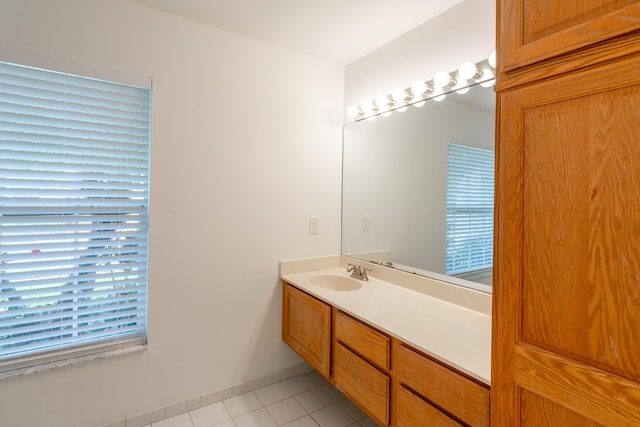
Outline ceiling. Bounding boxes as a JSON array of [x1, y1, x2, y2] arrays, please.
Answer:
[[129, 0, 464, 65]]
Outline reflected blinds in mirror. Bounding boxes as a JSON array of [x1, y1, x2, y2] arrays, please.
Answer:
[[446, 143, 494, 276]]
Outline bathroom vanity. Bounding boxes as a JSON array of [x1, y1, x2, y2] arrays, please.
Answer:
[[281, 256, 491, 426]]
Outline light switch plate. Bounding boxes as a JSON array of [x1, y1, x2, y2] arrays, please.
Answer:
[[309, 216, 320, 234]]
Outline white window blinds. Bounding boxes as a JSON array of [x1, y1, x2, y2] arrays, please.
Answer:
[[0, 60, 151, 372], [446, 143, 494, 276]]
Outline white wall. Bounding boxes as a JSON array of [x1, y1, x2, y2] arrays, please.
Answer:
[[0, 1, 343, 426], [344, 0, 496, 121]]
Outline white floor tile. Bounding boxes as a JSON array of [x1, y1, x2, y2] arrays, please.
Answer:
[[223, 392, 262, 418], [310, 404, 354, 427], [282, 415, 320, 427], [282, 375, 317, 396], [254, 382, 292, 406], [357, 419, 378, 427], [152, 412, 193, 427], [305, 371, 330, 388], [294, 388, 333, 414], [212, 421, 235, 427], [190, 401, 231, 427], [337, 399, 366, 421], [233, 408, 277, 427], [266, 397, 307, 425], [320, 385, 346, 403]]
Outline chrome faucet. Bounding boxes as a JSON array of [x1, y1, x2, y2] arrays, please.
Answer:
[[347, 263, 371, 281]]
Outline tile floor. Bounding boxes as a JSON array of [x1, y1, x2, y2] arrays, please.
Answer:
[[145, 370, 379, 427]]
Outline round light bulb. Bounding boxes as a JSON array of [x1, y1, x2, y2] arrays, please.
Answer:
[[410, 80, 427, 97], [456, 87, 470, 95], [434, 71, 453, 88], [458, 62, 480, 80], [481, 79, 496, 88], [375, 94, 390, 110], [361, 99, 375, 113], [346, 105, 360, 118], [396, 106, 408, 113], [488, 50, 497, 68], [392, 87, 408, 103], [413, 100, 426, 108], [480, 69, 495, 87], [433, 94, 447, 102]]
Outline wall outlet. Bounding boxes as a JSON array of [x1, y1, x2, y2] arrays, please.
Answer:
[[362, 216, 371, 232], [309, 216, 320, 234]]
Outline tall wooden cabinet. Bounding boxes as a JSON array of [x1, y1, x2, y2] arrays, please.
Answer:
[[493, 2, 640, 426]]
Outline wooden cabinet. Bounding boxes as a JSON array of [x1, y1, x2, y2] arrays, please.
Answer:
[[494, 1, 640, 425], [333, 311, 390, 426], [282, 282, 331, 378], [394, 342, 489, 426], [282, 281, 490, 426], [499, 1, 640, 73]]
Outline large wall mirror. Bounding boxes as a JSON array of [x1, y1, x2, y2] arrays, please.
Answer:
[[342, 82, 495, 293]]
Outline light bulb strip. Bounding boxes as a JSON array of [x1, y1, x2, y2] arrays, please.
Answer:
[[347, 51, 496, 121]]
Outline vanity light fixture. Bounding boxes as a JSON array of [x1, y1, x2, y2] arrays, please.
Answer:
[[361, 99, 376, 115], [376, 94, 392, 111], [346, 50, 496, 121], [392, 87, 412, 104], [458, 61, 484, 80], [488, 50, 497, 68], [347, 105, 362, 118], [433, 70, 456, 88]]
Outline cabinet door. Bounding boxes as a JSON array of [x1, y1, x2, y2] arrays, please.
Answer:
[[493, 53, 640, 426], [499, 0, 640, 71], [282, 282, 331, 378]]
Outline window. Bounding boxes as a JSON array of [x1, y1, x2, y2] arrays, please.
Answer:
[[445, 143, 494, 277], [0, 60, 151, 373]]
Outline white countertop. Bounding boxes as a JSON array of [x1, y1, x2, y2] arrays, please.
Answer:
[[281, 262, 491, 385]]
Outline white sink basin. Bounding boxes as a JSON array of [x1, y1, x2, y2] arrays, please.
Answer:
[[310, 275, 363, 291]]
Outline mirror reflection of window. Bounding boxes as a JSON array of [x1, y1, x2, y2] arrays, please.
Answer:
[[445, 143, 494, 284]]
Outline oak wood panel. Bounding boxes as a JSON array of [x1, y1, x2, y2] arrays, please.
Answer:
[[492, 49, 640, 426], [495, 31, 640, 91], [395, 385, 463, 427], [522, 82, 640, 380], [335, 311, 390, 372], [520, 389, 603, 427], [499, 1, 640, 72], [396, 344, 489, 427], [523, 1, 638, 44], [334, 342, 389, 426], [282, 282, 331, 378], [514, 343, 640, 426]]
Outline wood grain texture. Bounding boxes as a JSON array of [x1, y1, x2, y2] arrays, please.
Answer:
[[282, 282, 331, 378], [514, 343, 640, 426], [522, 84, 640, 379], [520, 389, 603, 427], [396, 344, 489, 427], [493, 17, 640, 425], [335, 311, 390, 372], [395, 385, 463, 427], [499, 0, 640, 72], [334, 342, 389, 426]]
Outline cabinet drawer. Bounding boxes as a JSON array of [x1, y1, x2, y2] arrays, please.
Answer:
[[396, 344, 489, 427], [335, 311, 390, 371], [396, 385, 463, 427], [334, 342, 389, 426]]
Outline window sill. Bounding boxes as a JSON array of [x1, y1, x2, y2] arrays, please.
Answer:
[[0, 344, 147, 380]]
